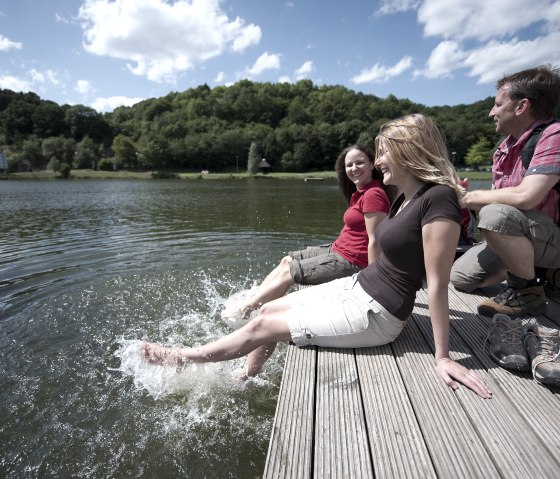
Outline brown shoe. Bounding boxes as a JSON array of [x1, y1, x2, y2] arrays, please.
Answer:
[[477, 284, 546, 318], [523, 323, 560, 386], [485, 314, 530, 371], [544, 268, 560, 298]]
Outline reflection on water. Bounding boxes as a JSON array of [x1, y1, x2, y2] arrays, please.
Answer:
[[0, 178, 348, 478]]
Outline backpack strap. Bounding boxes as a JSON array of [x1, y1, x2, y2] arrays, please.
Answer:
[[521, 119, 560, 197], [521, 119, 557, 170]]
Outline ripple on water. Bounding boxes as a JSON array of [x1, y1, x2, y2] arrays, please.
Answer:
[[1, 268, 285, 479]]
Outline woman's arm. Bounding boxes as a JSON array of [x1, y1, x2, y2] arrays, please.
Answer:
[[423, 217, 492, 399], [364, 211, 387, 264]]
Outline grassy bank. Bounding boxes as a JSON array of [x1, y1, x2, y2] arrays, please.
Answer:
[[4, 168, 493, 181]]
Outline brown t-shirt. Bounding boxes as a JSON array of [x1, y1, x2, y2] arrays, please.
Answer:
[[357, 184, 461, 320]]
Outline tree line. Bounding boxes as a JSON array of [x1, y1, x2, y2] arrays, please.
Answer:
[[1, 79, 508, 176]]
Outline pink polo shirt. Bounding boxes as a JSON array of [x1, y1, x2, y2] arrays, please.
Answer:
[[492, 118, 560, 223]]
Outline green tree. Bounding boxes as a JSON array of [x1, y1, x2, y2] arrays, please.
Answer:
[[112, 134, 137, 168], [138, 137, 169, 169], [47, 157, 71, 178], [465, 137, 494, 169], [42, 136, 75, 165], [65, 104, 112, 144], [75, 136, 99, 169], [22, 136, 45, 169], [247, 142, 260, 175]]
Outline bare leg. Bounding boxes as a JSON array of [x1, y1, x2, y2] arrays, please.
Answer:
[[243, 343, 278, 377], [222, 256, 295, 319], [142, 298, 293, 370], [483, 230, 535, 279]]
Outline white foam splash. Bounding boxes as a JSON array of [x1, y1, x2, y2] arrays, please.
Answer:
[[114, 339, 269, 400]]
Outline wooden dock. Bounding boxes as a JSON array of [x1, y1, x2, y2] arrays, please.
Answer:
[[263, 285, 560, 478]]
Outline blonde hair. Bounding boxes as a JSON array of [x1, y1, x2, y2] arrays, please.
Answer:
[[374, 113, 464, 201]]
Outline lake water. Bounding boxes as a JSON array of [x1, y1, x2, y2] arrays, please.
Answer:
[[0, 177, 491, 478]]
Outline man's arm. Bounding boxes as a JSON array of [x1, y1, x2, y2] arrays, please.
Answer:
[[463, 173, 560, 211]]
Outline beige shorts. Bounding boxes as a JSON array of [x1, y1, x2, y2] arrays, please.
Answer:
[[286, 274, 405, 348], [288, 244, 361, 285], [451, 204, 560, 292]]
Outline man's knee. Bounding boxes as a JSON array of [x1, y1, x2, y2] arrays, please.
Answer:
[[450, 262, 480, 293], [450, 246, 489, 293], [478, 204, 526, 236]]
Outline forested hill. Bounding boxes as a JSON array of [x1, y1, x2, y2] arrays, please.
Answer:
[[1, 79, 499, 174]]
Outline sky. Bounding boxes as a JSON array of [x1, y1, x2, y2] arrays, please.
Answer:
[[0, 0, 559, 113]]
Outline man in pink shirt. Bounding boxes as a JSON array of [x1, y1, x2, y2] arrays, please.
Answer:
[[451, 64, 560, 318]]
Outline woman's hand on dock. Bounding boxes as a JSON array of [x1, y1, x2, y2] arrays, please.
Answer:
[[436, 357, 492, 399]]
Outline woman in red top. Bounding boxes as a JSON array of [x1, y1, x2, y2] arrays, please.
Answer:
[[221, 144, 392, 320]]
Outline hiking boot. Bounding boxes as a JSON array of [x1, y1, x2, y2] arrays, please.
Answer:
[[485, 314, 530, 371], [523, 323, 560, 386], [544, 268, 560, 298], [477, 284, 546, 318]]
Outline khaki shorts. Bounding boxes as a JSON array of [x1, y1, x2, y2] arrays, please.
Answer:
[[286, 274, 405, 348], [288, 244, 361, 285], [450, 204, 560, 292]]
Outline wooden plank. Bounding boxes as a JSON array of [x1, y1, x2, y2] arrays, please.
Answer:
[[263, 345, 316, 479], [264, 284, 560, 478], [355, 344, 437, 478], [415, 288, 560, 476], [314, 347, 373, 478], [392, 318, 500, 478]]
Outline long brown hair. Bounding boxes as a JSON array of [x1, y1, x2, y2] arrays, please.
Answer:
[[335, 144, 388, 204]]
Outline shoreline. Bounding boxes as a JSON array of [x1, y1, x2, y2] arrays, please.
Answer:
[[2, 169, 493, 181]]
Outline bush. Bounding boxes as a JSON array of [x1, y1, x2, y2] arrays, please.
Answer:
[[98, 158, 115, 171]]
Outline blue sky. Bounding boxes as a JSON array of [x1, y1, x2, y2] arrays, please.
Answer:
[[1, 0, 559, 112]]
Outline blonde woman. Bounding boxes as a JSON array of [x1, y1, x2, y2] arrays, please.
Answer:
[[141, 114, 492, 399]]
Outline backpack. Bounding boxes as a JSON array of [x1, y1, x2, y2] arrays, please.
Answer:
[[521, 119, 560, 193]]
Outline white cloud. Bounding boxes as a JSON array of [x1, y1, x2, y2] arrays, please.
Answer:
[[232, 23, 261, 52], [351, 56, 413, 84], [90, 95, 144, 113], [0, 74, 32, 92], [278, 75, 291, 83], [247, 52, 281, 77], [463, 32, 560, 84], [214, 71, 225, 83], [29, 69, 45, 83], [0, 34, 22, 51], [413, 41, 465, 79], [55, 13, 73, 24], [295, 61, 314, 80], [375, 0, 560, 86], [377, 0, 420, 15], [75, 79, 92, 94], [0, 67, 63, 94], [45, 70, 61, 86], [78, 0, 261, 83], [415, 32, 560, 83], [418, 0, 551, 41]]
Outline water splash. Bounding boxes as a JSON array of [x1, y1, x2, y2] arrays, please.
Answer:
[[114, 339, 271, 400]]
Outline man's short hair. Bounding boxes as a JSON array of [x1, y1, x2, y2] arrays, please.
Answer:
[[497, 64, 560, 118]]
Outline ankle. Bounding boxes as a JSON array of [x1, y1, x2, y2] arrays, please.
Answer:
[[506, 272, 540, 289]]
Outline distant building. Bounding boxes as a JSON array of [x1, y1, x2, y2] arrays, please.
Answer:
[[259, 158, 271, 174]]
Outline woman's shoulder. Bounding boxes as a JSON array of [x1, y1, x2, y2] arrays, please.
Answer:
[[424, 183, 456, 200], [360, 179, 384, 191], [420, 184, 461, 218]]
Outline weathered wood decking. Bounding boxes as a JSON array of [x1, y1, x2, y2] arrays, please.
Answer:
[[264, 285, 560, 478]]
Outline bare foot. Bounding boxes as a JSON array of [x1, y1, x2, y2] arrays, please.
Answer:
[[140, 341, 189, 367]]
